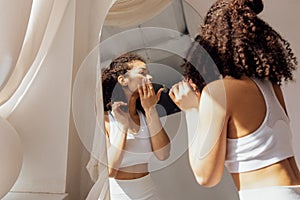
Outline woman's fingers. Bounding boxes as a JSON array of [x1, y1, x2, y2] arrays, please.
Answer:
[[169, 81, 192, 101], [112, 101, 127, 108], [112, 102, 120, 109], [169, 88, 175, 101], [169, 80, 200, 111], [178, 81, 185, 95], [156, 87, 164, 100], [139, 78, 155, 98], [148, 81, 155, 96], [138, 84, 144, 97], [171, 83, 180, 99], [112, 101, 127, 113], [144, 78, 155, 97], [169, 83, 180, 104], [142, 78, 148, 96]]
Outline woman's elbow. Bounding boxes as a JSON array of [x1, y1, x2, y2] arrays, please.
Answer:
[[108, 168, 118, 178], [161, 152, 170, 161], [196, 177, 217, 188], [195, 175, 220, 188], [155, 146, 171, 161], [155, 151, 170, 161]]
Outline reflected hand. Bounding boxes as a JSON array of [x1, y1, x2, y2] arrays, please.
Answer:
[[138, 78, 164, 113], [111, 101, 129, 128], [169, 80, 200, 111]]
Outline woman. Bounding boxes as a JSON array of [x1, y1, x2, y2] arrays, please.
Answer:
[[169, 0, 300, 199], [102, 53, 170, 199]]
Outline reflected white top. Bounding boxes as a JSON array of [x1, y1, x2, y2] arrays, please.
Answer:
[[225, 78, 294, 173], [108, 111, 153, 168]]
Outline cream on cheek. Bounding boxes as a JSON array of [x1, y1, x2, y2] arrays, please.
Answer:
[[126, 73, 144, 93], [126, 61, 149, 92]]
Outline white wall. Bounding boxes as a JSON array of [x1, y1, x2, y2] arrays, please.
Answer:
[[261, 0, 300, 165], [151, 2, 300, 199], [150, 112, 239, 200], [6, 0, 75, 195]]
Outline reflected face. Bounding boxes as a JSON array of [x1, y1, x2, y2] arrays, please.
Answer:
[[123, 60, 152, 93]]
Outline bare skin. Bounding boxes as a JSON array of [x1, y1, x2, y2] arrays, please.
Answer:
[[104, 60, 170, 180], [170, 75, 300, 190], [225, 76, 300, 190], [104, 113, 149, 180]]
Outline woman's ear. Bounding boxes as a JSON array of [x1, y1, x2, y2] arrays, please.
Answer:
[[117, 75, 128, 86]]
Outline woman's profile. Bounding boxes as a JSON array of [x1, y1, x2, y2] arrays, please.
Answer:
[[169, 0, 300, 199], [101, 53, 170, 199]]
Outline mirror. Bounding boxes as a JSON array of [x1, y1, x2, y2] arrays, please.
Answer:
[[97, 0, 239, 199]]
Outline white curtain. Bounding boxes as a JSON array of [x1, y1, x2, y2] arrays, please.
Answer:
[[0, 0, 70, 118], [105, 0, 172, 28], [0, 0, 176, 199], [0, 0, 74, 198], [74, 0, 116, 199], [0, 1, 32, 92]]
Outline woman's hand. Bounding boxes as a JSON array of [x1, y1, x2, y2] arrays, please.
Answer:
[[138, 78, 164, 113], [138, 79, 171, 161], [111, 101, 130, 128], [169, 80, 200, 111]]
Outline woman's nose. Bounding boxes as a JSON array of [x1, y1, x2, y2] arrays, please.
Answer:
[[146, 74, 153, 81]]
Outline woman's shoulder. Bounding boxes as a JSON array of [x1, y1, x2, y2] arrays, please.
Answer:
[[104, 111, 111, 123], [202, 76, 252, 104], [205, 76, 255, 91], [203, 78, 229, 95], [201, 79, 227, 107], [103, 111, 111, 135]]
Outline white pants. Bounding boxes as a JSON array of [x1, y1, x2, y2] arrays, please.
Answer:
[[109, 174, 160, 200], [239, 185, 300, 200]]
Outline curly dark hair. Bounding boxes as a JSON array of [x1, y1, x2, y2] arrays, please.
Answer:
[[181, 35, 221, 92], [102, 53, 146, 111], [182, 0, 297, 91]]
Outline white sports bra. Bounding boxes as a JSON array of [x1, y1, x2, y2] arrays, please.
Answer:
[[225, 78, 294, 173], [108, 111, 153, 168]]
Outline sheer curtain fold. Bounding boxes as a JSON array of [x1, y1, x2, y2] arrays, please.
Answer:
[[85, 120, 110, 200], [105, 0, 172, 28], [85, 2, 113, 198], [0, 0, 70, 118], [0, 0, 32, 96], [81, 1, 126, 199]]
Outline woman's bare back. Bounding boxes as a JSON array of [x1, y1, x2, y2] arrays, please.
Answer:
[[224, 76, 300, 190]]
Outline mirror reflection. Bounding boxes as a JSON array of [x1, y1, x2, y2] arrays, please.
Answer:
[[102, 53, 171, 199], [98, 0, 238, 200]]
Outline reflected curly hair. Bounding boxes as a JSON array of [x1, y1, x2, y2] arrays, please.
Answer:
[[182, 0, 297, 91], [102, 53, 145, 111]]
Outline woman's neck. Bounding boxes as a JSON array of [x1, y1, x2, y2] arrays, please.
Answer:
[[124, 89, 139, 116], [123, 90, 140, 129]]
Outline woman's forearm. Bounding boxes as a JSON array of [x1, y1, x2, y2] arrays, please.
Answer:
[[145, 107, 170, 160], [107, 125, 128, 177], [185, 108, 199, 152], [184, 103, 227, 187]]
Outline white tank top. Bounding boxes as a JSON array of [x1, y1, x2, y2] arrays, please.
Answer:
[[225, 78, 294, 173], [108, 111, 153, 168]]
